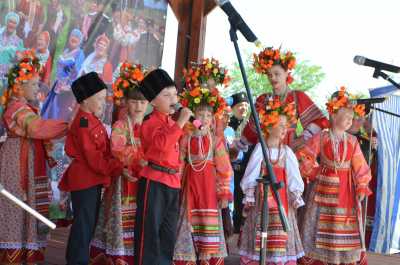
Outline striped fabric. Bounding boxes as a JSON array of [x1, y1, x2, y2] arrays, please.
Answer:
[[254, 208, 288, 254], [316, 208, 361, 251], [121, 195, 136, 247], [314, 174, 341, 206], [191, 209, 221, 254], [34, 175, 50, 216], [369, 86, 400, 254]]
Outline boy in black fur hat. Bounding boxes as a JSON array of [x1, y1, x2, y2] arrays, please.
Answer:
[[59, 72, 124, 265], [134, 69, 192, 265]]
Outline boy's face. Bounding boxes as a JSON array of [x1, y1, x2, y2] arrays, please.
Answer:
[[151, 86, 178, 114], [83, 89, 107, 118]]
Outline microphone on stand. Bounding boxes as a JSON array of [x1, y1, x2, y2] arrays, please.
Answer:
[[350, 97, 386, 105], [214, 0, 262, 47], [353, 56, 400, 73], [174, 103, 203, 129]]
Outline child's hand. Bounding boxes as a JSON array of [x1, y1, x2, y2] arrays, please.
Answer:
[[177, 107, 194, 128], [219, 199, 229, 209], [122, 168, 137, 182]]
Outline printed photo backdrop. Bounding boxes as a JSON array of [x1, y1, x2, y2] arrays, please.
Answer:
[[0, 0, 168, 220]]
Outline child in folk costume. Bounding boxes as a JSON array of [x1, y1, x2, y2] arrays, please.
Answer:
[[0, 50, 68, 264], [90, 63, 148, 265], [59, 72, 124, 265], [173, 59, 233, 265], [237, 47, 328, 152], [134, 69, 193, 265], [296, 87, 372, 265], [239, 95, 305, 265]]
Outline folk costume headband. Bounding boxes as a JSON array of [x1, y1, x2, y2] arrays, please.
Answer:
[[253, 46, 296, 84], [256, 94, 297, 134], [180, 58, 230, 117], [112, 62, 145, 104], [326, 86, 365, 118], [1, 49, 41, 107]]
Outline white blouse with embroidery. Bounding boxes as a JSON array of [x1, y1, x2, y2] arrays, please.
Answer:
[[240, 143, 305, 208]]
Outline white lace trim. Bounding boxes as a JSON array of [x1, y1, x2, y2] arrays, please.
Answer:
[[91, 239, 134, 256], [238, 250, 305, 262], [0, 242, 47, 250], [123, 232, 134, 238]]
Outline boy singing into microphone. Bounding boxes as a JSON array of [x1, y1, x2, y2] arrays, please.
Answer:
[[134, 69, 192, 265]]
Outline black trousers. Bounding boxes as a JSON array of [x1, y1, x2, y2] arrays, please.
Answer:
[[134, 178, 180, 265], [233, 168, 245, 233], [66, 185, 102, 265]]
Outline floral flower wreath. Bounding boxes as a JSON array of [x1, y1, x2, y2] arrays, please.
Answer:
[[1, 49, 41, 107], [253, 47, 296, 84], [112, 62, 145, 105], [256, 94, 297, 134], [326, 86, 365, 117], [182, 58, 230, 90], [180, 58, 229, 117]]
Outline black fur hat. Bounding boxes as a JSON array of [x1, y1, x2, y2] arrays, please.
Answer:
[[138, 69, 175, 102], [71, 72, 107, 103], [231, 92, 248, 107]]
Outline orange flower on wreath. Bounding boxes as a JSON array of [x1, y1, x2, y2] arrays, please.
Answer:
[[353, 104, 366, 117], [254, 47, 296, 85], [189, 87, 201, 97], [180, 58, 230, 117], [256, 94, 296, 134], [326, 86, 366, 117], [1, 49, 41, 107], [182, 58, 231, 90], [112, 62, 146, 105]]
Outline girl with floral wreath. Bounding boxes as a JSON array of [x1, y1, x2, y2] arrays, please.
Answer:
[[296, 87, 371, 265], [239, 95, 305, 265], [173, 58, 233, 265], [90, 62, 148, 265]]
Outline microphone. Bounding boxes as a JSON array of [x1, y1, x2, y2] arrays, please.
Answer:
[[354, 56, 400, 73], [174, 103, 203, 129], [350, 97, 386, 105], [215, 0, 261, 47]]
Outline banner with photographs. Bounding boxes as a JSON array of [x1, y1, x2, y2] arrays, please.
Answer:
[[0, 0, 168, 220]]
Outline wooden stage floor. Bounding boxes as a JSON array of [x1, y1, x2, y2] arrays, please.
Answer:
[[45, 227, 400, 265]]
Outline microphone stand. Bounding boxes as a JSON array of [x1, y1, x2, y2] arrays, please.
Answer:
[[226, 16, 289, 265], [373, 69, 400, 90], [370, 69, 400, 118]]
